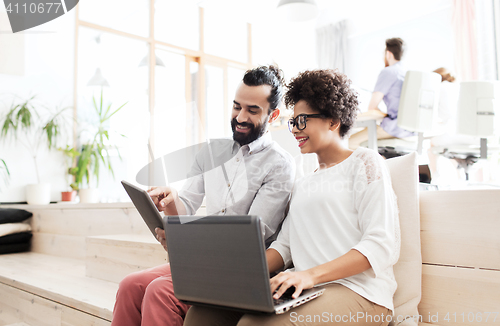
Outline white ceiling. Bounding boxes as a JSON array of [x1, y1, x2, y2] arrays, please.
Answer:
[[199, 0, 452, 32]]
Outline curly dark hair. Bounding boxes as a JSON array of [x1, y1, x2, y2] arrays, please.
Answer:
[[284, 69, 359, 138], [243, 65, 285, 113]]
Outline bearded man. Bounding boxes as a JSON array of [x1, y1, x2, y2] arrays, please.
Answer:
[[111, 65, 295, 326]]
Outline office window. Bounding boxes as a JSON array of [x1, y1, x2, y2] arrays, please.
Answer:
[[77, 27, 149, 198], [75, 1, 252, 200], [205, 65, 225, 139], [188, 61, 201, 145], [252, 23, 276, 66], [155, 0, 199, 51], [204, 6, 248, 63], [154, 49, 187, 158], [227, 66, 246, 132], [79, 0, 149, 37]]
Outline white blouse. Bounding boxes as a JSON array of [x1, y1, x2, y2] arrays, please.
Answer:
[[269, 147, 400, 311]]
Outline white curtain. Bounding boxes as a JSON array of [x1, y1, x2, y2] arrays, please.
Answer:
[[475, 0, 498, 80], [451, 0, 478, 81], [316, 20, 348, 72]]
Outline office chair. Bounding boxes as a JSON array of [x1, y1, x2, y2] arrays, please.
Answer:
[[361, 70, 442, 158], [433, 81, 500, 180]]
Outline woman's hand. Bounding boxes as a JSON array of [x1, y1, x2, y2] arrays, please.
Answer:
[[270, 270, 315, 300]]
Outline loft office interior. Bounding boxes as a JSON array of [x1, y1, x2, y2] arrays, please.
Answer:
[[0, 0, 499, 204], [0, 2, 499, 325]]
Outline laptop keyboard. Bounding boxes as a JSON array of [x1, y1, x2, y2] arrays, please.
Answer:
[[273, 294, 294, 305], [273, 286, 300, 305]]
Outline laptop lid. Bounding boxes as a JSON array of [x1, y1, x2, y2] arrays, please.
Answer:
[[164, 215, 276, 313], [121, 180, 163, 238]]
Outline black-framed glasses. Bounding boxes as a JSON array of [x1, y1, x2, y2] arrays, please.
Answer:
[[288, 114, 327, 132]]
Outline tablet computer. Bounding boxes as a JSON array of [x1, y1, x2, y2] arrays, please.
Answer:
[[121, 180, 163, 238]]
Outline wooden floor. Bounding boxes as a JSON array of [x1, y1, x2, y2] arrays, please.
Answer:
[[0, 252, 118, 325]]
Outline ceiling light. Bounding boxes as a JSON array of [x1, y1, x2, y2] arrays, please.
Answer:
[[87, 68, 110, 87], [138, 54, 166, 67], [277, 0, 319, 22]]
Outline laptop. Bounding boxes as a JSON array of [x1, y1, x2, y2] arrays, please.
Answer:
[[164, 215, 325, 314], [121, 180, 164, 238]]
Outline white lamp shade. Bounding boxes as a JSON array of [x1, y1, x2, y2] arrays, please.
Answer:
[[397, 70, 442, 132], [87, 68, 110, 87], [138, 54, 166, 67], [277, 0, 319, 22], [457, 81, 500, 137]]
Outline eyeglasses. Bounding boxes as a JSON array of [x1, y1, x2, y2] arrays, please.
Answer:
[[288, 114, 327, 132]]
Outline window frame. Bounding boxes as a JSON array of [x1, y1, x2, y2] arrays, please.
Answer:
[[73, 3, 253, 161]]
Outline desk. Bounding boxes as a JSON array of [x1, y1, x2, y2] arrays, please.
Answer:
[[353, 110, 386, 151], [353, 119, 377, 150]]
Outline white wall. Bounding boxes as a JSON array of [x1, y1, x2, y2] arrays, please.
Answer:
[[247, 0, 454, 91], [0, 8, 75, 203]]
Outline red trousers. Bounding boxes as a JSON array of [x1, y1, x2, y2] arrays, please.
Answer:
[[111, 263, 191, 326]]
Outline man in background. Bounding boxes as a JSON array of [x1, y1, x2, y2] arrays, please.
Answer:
[[349, 37, 415, 149]]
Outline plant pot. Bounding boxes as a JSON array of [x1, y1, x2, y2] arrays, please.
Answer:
[[61, 190, 77, 202], [26, 183, 51, 205], [79, 188, 99, 203]]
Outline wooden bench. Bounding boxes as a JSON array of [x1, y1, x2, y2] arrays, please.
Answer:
[[0, 202, 155, 326], [0, 190, 499, 325], [417, 189, 500, 325], [0, 252, 117, 326]]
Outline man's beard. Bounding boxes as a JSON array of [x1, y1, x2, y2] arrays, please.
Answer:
[[231, 117, 268, 146]]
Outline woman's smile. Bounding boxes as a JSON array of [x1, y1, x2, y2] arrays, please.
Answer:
[[296, 136, 309, 147]]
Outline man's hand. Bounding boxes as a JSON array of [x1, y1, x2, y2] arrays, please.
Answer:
[[367, 91, 384, 112], [357, 109, 387, 121], [148, 186, 181, 214], [270, 270, 315, 300], [155, 227, 168, 252]]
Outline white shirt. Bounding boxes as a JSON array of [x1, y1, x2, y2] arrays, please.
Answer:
[[270, 147, 400, 311], [178, 132, 296, 241]]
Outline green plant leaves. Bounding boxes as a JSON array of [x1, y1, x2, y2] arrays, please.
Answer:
[[72, 89, 127, 189], [0, 95, 71, 184]]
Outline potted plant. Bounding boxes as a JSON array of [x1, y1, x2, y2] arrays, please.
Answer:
[[74, 89, 126, 203], [0, 95, 70, 204], [58, 145, 80, 202]]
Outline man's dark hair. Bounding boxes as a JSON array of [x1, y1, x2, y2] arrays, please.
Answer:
[[285, 69, 359, 138], [243, 65, 285, 113], [386, 37, 405, 61]]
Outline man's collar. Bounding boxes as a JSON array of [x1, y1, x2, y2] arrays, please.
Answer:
[[231, 131, 273, 155], [247, 131, 272, 154]]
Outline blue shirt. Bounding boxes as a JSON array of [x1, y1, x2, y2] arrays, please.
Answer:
[[374, 62, 415, 138]]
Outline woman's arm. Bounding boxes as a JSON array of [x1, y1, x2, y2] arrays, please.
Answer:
[[308, 249, 370, 284], [266, 248, 285, 273], [270, 249, 371, 299]]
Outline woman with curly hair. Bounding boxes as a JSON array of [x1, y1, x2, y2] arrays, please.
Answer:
[[184, 69, 400, 326]]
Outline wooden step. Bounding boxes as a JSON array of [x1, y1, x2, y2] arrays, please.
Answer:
[[2, 202, 207, 260], [0, 313, 23, 326], [0, 252, 117, 325], [86, 234, 168, 283], [3, 203, 151, 260]]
